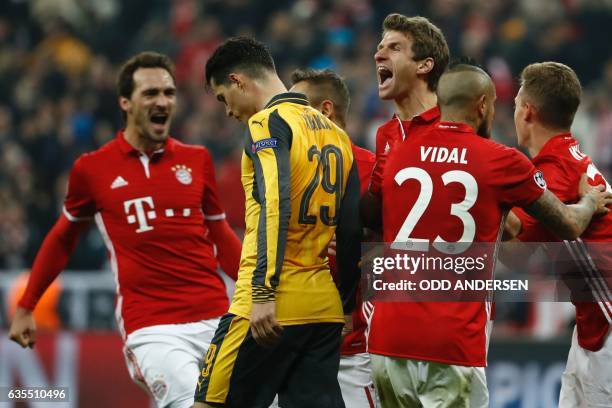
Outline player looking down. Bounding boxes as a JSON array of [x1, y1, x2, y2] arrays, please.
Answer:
[[194, 37, 362, 408]]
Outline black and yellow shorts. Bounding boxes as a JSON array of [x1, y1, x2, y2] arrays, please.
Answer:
[[194, 313, 344, 408]]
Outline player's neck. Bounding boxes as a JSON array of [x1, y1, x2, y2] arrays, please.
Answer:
[[255, 75, 288, 112], [528, 124, 570, 157], [394, 86, 437, 121], [123, 126, 163, 153], [440, 112, 479, 133]]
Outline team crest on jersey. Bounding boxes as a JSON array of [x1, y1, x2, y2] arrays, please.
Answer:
[[172, 164, 192, 185], [534, 170, 547, 189]]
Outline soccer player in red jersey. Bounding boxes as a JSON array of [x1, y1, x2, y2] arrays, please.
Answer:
[[509, 62, 612, 406], [8, 52, 242, 408], [361, 14, 449, 230], [369, 62, 611, 407], [290, 68, 378, 408]]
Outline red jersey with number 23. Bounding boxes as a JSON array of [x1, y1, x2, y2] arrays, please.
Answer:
[[61, 132, 229, 337], [369, 122, 546, 366]]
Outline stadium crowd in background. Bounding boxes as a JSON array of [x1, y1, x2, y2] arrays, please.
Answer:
[[0, 0, 611, 337]]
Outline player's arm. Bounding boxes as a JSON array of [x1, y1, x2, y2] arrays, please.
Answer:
[[201, 149, 241, 280], [360, 191, 382, 232], [207, 221, 241, 280], [248, 110, 292, 345], [335, 160, 363, 314], [522, 176, 611, 239], [360, 128, 386, 232], [503, 210, 522, 240], [9, 158, 93, 348], [10, 216, 89, 348]]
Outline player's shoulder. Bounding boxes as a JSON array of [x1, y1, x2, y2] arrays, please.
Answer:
[[73, 138, 120, 169], [168, 137, 208, 153], [168, 137, 213, 165], [351, 144, 375, 163], [376, 116, 399, 135], [535, 135, 591, 169]]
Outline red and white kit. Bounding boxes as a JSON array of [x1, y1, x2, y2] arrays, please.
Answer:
[[368, 106, 440, 196], [513, 134, 612, 406], [19, 131, 238, 407], [368, 122, 545, 406]]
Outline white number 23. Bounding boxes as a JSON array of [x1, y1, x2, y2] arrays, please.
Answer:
[[391, 168, 478, 254]]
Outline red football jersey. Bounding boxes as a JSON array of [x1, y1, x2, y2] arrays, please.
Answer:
[[514, 134, 612, 351], [62, 132, 229, 337], [329, 144, 375, 355], [369, 106, 440, 195], [369, 122, 545, 366]]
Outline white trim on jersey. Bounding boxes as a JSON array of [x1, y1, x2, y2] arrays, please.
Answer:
[[95, 212, 126, 339], [138, 154, 151, 179], [62, 206, 92, 222], [204, 213, 226, 221], [564, 239, 612, 323], [363, 300, 374, 351], [395, 115, 407, 141]]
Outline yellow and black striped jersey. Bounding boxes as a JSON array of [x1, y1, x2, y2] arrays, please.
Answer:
[[229, 92, 362, 325]]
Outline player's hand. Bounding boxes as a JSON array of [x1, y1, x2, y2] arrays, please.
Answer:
[[9, 306, 37, 349], [579, 174, 612, 215], [341, 314, 353, 338], [328, 234, 337, 257], [250, 301, 283, 347]]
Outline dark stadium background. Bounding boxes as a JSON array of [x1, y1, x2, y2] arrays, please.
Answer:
[[0, 0, 610, 406]]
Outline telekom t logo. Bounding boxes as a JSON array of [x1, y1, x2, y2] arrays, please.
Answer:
[[124, 196, 156, 233]]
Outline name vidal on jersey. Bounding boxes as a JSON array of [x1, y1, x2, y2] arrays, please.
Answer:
[[420, 146, 468, 164]]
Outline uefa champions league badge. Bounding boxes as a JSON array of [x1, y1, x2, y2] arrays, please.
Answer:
[[533, 170, 547, 189], [172, 164, 193, 185]]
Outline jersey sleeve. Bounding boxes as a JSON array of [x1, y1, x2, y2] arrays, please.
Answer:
[[368, 127, 388, 196], [354, 147, 376, 196], [63, 156, 96, 221], [491, 147, 546, 208], [335, 160, 363, 314], [201, 148, 226, 221], [515, 156, 578, 242], [248, 110, 293, 303]]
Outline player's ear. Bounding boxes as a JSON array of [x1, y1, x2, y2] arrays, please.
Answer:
[[119, 96, 131, 113], [524, 102, 535, 123], [477, 94, 487, 119], [228, 73, 244, 91], [416, 57, 434, 75], [320, 100, 334, 119]]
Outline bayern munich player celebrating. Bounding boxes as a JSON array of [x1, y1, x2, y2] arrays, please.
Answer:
[[8, 52, 242, 408], [361, 14, 449, 230], [368, 62, 612, 407], [509, 62, 612, 407], [290, 68, 378, 407]]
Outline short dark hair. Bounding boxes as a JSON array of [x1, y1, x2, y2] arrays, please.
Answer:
[[205, 36, 275, 87], [383, 14, 449, 92], [117, 52, 175, 99], [520, 62, 581, 129], [290, 68, 350, 122]]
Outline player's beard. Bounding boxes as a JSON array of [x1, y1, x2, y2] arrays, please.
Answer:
[[476, 109, 493, 139]]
